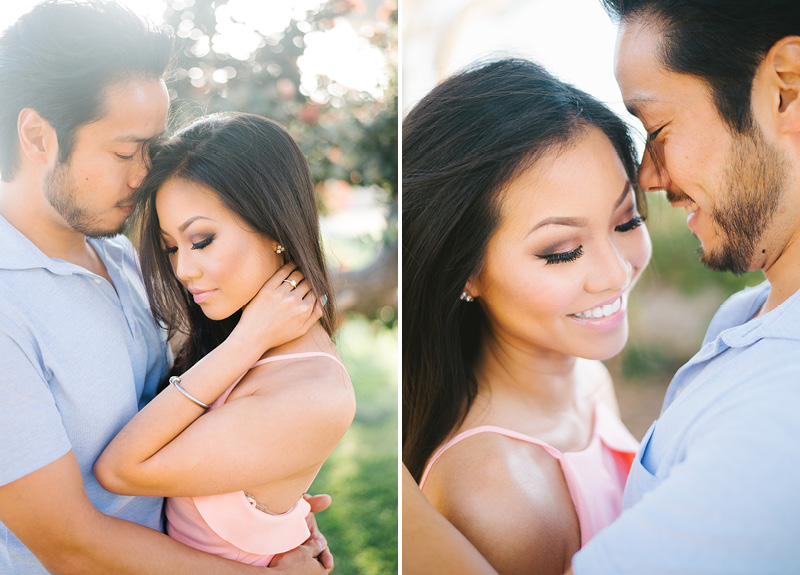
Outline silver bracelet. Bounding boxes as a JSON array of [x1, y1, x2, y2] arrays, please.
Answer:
[[169, 375, 210, 409]]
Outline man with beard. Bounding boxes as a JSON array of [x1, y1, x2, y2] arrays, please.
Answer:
[[402, 1, 800, 574], [569, 1, 800, 572], [0, 2, 329, 574]]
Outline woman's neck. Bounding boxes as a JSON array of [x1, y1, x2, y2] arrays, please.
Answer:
[[262, 321, 334, 360], [466, 328, 585, 435]]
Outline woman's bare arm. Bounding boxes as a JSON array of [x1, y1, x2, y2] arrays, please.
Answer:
[[94, 263, 325, 495], [402, 464, 497, 575], [96, 355, 354, 497]]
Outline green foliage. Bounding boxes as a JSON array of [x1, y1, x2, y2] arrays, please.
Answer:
[[620, 344, 685, 383], [311, 317, 398, 575], [162, 0, 398, 198]]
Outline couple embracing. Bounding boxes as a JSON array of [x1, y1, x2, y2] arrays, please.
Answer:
[[403, 1, 800, 573], [0, 1, 355, 573]]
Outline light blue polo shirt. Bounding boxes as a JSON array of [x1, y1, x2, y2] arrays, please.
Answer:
[[0, 215, 171, 573], [573, 281, 800, 574]]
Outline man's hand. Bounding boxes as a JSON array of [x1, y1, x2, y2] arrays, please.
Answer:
[[302, 493, 333, 571], [269, 526, 332, 574]]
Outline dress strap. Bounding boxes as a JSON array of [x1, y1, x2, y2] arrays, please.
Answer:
[[209, 352, 346, 410], [418, 425, 564, 488], [250, 351, 346, 371]]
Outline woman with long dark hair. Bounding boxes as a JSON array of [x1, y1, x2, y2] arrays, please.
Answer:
[[403, 58, 650, 574], [94, 112, 355, 567]]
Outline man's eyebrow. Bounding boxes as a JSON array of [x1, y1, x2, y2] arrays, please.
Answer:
[[624, 97, 657, 119], [112, 134, 158, 143]]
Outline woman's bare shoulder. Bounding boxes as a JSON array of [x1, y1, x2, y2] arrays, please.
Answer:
[[422, 430, 580, 575], [230, 329, 354, 427]]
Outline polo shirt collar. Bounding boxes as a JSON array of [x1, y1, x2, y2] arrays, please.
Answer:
[[716, 281, 800, 347], [0, 213, 111, 276]]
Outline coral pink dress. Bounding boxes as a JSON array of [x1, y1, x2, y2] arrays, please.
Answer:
[[166, 352, 348, 565], [419, 403, 638, 545]]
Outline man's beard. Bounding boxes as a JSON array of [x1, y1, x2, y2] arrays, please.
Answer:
[[700, 124, 787, 275], [45, 160, 128, 238]]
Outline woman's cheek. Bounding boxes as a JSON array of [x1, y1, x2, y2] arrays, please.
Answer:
[[629, 227, 653, 280]]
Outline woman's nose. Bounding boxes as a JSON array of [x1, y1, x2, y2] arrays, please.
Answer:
[[585, 241, 632, 295], [173, 253, 200, 283]]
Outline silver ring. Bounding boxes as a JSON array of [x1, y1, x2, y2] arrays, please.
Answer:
[[282, 279, 297, 289]]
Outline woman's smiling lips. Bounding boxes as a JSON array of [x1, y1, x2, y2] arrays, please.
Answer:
[[568, 294, 627, 330]]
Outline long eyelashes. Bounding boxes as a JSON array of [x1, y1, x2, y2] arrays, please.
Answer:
[[191, 235, 214, 250], [615, 215, 646, 233], [161, 235, 215, 255], [537, 216, 645, 266], [539, 246, 584, 265]]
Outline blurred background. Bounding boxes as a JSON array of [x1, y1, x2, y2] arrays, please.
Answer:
[[402, 0, 763, 440], [1, 1, 398, 573]]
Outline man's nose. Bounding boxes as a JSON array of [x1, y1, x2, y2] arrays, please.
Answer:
[[128, 152, 148, 189], [638, 147, 670, 193]]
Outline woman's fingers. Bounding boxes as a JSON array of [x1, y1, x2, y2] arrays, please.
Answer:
[[280, 270, 305, 291], [267, 262, 301, 289]]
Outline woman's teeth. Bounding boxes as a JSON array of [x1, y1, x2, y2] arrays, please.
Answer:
[[574, 297, 622, 319], [686, 202, 699, 214]]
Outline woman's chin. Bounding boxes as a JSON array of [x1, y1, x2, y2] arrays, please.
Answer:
[[575, 328, 629, 362], [198, 304, 237, 322]]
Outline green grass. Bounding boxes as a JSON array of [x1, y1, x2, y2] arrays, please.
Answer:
[[308, 316, 398, 575]]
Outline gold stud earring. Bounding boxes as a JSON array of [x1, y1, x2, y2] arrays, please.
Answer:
[[460, 291, 474, 302], [275, 244, 285, 254]]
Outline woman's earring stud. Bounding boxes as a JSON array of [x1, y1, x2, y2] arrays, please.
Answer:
[[275, 244, 285, 254], [460, 291, 474, 302]]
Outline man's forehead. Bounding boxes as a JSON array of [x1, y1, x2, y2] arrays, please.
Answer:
[[87, 78, 169, 136], [614, 20, 670, 114]]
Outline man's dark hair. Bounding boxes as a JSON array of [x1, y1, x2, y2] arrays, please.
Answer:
[[600, 0, 800, 133], [0, 0, 174, 181]]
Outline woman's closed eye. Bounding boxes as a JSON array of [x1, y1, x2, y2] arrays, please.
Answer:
[[191, 235, 214, 250], [537, 246, 584, 265], [161, 234, 214, 255], [615, 215, 646, 233], [647, 126, 663, 143]]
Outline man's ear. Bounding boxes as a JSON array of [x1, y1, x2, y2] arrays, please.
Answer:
[[767, 36, 800, 134], [17, 108, 58, 168]]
